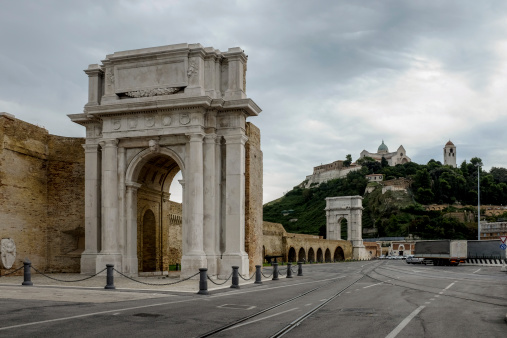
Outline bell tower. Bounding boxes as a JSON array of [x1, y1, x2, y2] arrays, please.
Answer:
[[444, 140, 457, 168]]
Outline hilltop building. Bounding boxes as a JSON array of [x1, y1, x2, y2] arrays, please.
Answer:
[[359, 140, 411, 166], [303, 160, 361, 188], [444, 140, 457, 167]]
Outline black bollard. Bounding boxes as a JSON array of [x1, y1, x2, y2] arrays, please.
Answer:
[[286, 262, 293, 278], [22, 259, 33, 286], [104, 264, 115, 290], [255, 265, 262, 284], [231, 266, 239, 289], [272, 262, 279, 281], [176, 263, 179, 271], [197, 268, 209, 295], [297, 261, 303, 276]]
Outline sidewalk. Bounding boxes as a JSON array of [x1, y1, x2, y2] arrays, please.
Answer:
[[0, 269, 278, 294]]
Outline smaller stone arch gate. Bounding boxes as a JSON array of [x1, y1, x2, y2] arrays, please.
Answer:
[[325, 196, 368, 259]]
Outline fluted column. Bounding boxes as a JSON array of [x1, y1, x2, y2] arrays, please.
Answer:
[[181, 133, 207, 277], [221, 134, 249, 276], [95, 139, 122, 271], [80, 143, 101, 274], [203, 134, 218, 275], [124, 181, 142, 275]]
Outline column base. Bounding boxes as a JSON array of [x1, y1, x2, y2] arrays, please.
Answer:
[[206, 255, 219, 276], [122, 256, 139, 276], [80, 253, 99, 275], [95, 253, 123, 274], [219, 253, 249, 278], [181, 255, 207, 279]]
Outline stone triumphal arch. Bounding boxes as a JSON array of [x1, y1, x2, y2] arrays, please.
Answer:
[[69, 43, 262, 278], [325, 196, 368, 259]]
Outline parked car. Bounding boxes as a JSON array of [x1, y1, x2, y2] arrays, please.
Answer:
[[406, 255, 424, 264]]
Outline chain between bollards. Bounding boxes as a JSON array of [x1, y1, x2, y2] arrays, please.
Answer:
[[297, 261, 303, 276], [22, 259, 33, 286]]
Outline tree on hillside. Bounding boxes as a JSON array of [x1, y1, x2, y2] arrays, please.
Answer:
[[343, 154, 352, 167], [490, 167, 507, 183]]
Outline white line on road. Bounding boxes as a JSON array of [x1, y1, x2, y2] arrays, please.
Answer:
[[224, 308, 299, 331], [385, 305, 425, 338], [444, 282, 455, 290], [363, 282, 384, 289], [473, 268, 481, 274]]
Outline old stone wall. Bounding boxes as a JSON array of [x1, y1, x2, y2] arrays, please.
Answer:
[[0, 113, 84, 274], [245, 122, 263, 272]]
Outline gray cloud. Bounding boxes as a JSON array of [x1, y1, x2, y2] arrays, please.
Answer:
[[1, 0, 506, 202]]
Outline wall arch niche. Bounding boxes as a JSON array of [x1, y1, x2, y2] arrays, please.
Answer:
[[133, 151, 183, 275]]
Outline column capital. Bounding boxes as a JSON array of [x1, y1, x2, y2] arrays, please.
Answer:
[[126, 181, 142, 190], [178, 179, 185, 187], [82, 143, 100, 152], [185, 132, 205, 142], [223, 134, 248, 145], [99, 138, 119, 148], [203, 134, 218, 143]]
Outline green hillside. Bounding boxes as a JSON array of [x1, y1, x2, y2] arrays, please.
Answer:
[[263, 157, 507, 240]]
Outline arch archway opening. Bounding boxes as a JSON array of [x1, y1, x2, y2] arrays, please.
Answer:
[[340, 218, 348, 240], [334, 246, 345, 262], [325, 248, 331, 263], [316, 248, 323, 263], [135, 153, 182, 274], [288, 247, 296, 263], [298, 248, 306, 262], [308, 248, 315, 263]]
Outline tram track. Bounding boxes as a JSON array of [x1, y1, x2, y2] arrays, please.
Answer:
[[196, 261, 381, 338]]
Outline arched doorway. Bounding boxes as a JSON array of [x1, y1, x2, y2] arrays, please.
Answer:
[[140, 209, 157, 272], [288, 247, 296, 263], [317, 248, 323, 263], [325, 248, 331, 262], [308, 248, 315, 262], [127, 148, 184, 275], [340, 218, 348, 240], [334, 246, 345, 261], [298, 248, 306, 262]]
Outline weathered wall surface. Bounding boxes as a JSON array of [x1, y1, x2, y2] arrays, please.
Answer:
[[245, 122, 263, 272], [0, 113, 85, 274]]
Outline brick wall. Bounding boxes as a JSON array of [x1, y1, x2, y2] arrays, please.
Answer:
[[0, 114, 85, 274]]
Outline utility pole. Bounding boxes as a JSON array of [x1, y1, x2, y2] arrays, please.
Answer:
[[476, 162, 483, 240]]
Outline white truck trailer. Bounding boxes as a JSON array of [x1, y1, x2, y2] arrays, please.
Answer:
[[414, 240, 467, 266]]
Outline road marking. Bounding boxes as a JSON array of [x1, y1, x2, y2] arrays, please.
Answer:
[[385, 305, 425, 338], [305, 304, 312, 306], [320, 299, 327, 301], [430, 298, 435, 301], [473, 268, 481, 274], [224, 308, 299, 331], [439, 291, 444, 294], [434, 295, 440, 298], [363, 282, 384, 289], [444, 282, 455, 290], [0, 298, 201, 331], [425, 302, 430, 304]]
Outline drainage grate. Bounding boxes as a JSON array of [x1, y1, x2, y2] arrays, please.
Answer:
[[133, 313, 162, 318]]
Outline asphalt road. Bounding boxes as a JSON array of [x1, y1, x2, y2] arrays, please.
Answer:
[[0, 260, 506, 337]]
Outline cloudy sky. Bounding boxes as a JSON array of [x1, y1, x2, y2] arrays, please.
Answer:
[[1, 0, 507, 203]]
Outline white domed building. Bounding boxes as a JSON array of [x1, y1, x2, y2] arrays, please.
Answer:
[[359, 141, 411, 166]]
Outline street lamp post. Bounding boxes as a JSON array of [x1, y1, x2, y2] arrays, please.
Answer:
[[476, 162, 483, 240]]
